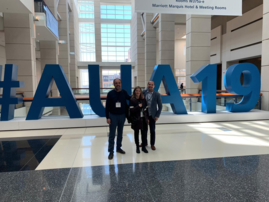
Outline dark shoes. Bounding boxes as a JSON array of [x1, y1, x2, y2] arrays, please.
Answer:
[[142, 147, 148, 153], [109, 149, 125, 160], [108, 153, 113, 160], [139, 143, 148, 147], [136, 146, 140, 154], [116, 148, 126, 154], [151, 145, 156, 150]]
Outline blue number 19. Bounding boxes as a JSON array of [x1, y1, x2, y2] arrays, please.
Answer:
[[190, 64, 217, 113], [224, 63, 261, 112]]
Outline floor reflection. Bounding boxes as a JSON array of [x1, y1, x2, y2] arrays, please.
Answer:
[[0, 137, 60, 172]]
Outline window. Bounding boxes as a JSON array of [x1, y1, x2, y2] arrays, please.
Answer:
[[100, 5, 132, 20], [176, 69, 186, 76], [80, 23, 96, 61], [80, 69, 89, 88], [101, 24, 131, 62], [78, 0, 94, 19], [102, 70, 121, 87]]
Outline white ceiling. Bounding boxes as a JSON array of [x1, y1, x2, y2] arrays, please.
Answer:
[[0, 0, 33, 14]]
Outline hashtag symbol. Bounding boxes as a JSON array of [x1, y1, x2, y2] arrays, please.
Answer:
[[0, 64, 25, 121]]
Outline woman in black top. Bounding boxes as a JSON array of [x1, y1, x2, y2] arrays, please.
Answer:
[[129, 86, 149, 154]]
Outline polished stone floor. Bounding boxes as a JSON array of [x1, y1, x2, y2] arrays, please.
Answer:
[[1, 120, 269, 201], [1, 155, 269, 202]]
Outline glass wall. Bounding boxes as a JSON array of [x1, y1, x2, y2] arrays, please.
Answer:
[[102, 69, 121, 88], [80, 69, 89, 88], [77, 1, 132, 62], [100, 5, 132, 20], [101, 24, 131, 62], [79, 23, 96, 61], [78, 0, 94, 19]]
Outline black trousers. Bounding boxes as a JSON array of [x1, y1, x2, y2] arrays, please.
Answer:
[[134, 118, 147, 147], [145, 116, 156, 146]]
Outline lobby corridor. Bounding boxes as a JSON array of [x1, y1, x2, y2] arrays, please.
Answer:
[[1, 120, 269, 201]]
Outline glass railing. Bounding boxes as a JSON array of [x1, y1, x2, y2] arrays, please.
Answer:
[[0, 92, 25, 113], [72, 88, 146, 96], [2, 90, 261, 119]]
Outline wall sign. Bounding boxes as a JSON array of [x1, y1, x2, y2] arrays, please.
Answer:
[[135, 0, 242, 16], [0, 62, 261, 121]]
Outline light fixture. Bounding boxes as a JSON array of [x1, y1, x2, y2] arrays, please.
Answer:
[[70, 52, 75, 55], [58, 40, 66, 44], [34, 16, 39, 21], [182, 35, 186, 39]]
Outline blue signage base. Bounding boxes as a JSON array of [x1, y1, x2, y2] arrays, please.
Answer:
[[0, 110, 268, 131]]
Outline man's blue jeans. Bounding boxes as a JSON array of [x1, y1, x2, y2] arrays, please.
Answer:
[[108, 113, 126, 153]]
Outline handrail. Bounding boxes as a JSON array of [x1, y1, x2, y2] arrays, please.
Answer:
[[0, 92, 24, 97], [22, 93, 263, 102], [72, 87, 145, 90]]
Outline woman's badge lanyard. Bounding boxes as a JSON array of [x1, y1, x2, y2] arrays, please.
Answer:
[[139, 101, 143, 117], [116, 90, 121, 108]]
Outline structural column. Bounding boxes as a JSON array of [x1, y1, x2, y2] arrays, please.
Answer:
[[145, 13, 156, 87], [261, 1, 269, 110], [69, 0, 78, 88], [4, 13, 37, 98], [186, 15, 211, 94], [0, 22, 5, 94], [58, 0, 70, 82], [131, 11, 145, 87], [135, 13, 145, 87], [40, 41, 59, 96], [158, 14, 175, 93], [94, 0, 102, 62]]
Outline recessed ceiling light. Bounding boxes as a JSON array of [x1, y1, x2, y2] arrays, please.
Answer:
[[182, 35, 186, 39], [59, 40, 66, 44]]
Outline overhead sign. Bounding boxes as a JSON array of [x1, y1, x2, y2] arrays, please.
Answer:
[[135, 0, 242, 16]]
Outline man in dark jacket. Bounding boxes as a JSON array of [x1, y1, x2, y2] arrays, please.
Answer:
[[143, 81, 163, 150], [106, 79, 131, 160]]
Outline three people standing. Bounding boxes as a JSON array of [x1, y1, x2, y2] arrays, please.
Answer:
[[106, 79, 162, 160]]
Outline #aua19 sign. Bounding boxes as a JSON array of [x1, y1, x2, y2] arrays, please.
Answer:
[[0, 62, 261, 121]]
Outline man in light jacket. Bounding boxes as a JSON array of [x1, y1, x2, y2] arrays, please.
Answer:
[[142, 81, 163, 150]]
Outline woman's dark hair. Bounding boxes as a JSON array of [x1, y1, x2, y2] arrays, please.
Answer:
[[132, 86, 144, 99]]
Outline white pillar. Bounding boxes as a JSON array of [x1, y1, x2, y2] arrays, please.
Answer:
[[40, 41, 59, 96], [58, 0, 70, 82], [186, 15, 211, 94], [261, 1, 269, 110], [158, 14, 175, 93], [94, 0, 102, 62], [131, 11, 145, 87], [69, 0, 78, 88], [0, 29, 5, 94], [4, 13, 37, 98], [145, 13, 156, 87]]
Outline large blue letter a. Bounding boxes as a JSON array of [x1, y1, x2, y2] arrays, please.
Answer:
[[150, 65, 187, 114], [26, 65, 83, 120]]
